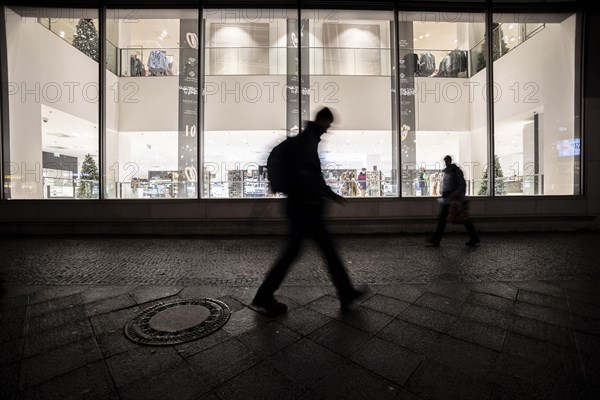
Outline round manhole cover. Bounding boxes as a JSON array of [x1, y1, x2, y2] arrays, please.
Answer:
[[124, 298, 230, 345]]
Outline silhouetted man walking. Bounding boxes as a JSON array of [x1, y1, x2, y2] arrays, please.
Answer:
[[252, 107, 366, 314], [427, 155, 480, 247]]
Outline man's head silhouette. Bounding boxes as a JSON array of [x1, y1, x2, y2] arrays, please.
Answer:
[[315, 107, 334, 132]]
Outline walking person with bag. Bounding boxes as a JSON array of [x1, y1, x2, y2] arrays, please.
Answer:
[[427, 155, 480, 247], [252, 107, 368, 315]]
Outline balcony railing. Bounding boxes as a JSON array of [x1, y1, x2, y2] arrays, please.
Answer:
[[470, 22, 545, 75]]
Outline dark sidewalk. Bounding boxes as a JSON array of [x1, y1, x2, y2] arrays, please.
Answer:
[[1, 232, 600, 400]]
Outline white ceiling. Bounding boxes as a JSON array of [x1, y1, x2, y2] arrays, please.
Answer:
[[41, 105, 98, 161]]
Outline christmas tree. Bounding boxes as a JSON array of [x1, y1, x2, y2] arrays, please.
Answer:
[[476, 23, 510, 73], [479, 154, 505, 195], [77, 154, 99, 199], [72, 19, 99, 62]]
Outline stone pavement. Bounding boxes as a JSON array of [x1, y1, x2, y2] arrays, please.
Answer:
[[1, 232, 600, 400]]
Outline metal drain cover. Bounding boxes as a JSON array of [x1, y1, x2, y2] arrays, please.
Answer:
[[124, 298, 230, 345]]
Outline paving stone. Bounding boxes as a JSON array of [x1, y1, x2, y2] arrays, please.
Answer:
[[186, 338, 260, 388], [89, 306, 141, 335], [494, 353, 589, 400], [85, 293, 137, 317], [27, 304, 87, 334], [512, 301, 571, 328], [566, 289, 600, 306], [430, 335, 500, 383], [508, 315, 575, 348], [105, 346, 183, 388], [118, 362, 209, 400], [447, 318, 506, 351], [423, 282, 471, 301], [18, 360, 115, 400], [460, 303, 511, 330], [516, 290, 569, 312], [0, 306, 27, 342], [0, 338, 23, 366], [415, 292, 464, 315], [19, 336, 103, 387], [268, 338, 346, 389], [308, 295, 343, 319], [337, 306, 394, 335], [467, 282, 518, 300], [24, 318, 95, 357], [572, 314, 600, 336], [561, 280, 600, 295], [467, 291, 514, 312], [277, 285, 329, 305], [351, 336, 423, 386], [568, 299, 600, 320], [28, 294, 84, 318], [29, 286, 89, 304], [308, 320, 372, 358], [313, 360, 408, 400], [513, 281, 565, 298], [129, 286, 183, 304], [405, 360, 494, 400], [360, 294, 411, 317], [398, 304, 456, 333], [96, 329, 141, 358], [216, 360, 306, 400], [80, 286, 138, 304], [369, 284, 424, 303], [236, 320, 301, 360], [178, 285, 231, 299], [223, 307, 269, 337], [214, 295, 244, 313], [173, 328, 232, 359], [502, 333, 582, 374], [0, 294, 28, 310], [0, 363, 19, 399], [377, 318, 441, 356], [276, 306, 332, 336]]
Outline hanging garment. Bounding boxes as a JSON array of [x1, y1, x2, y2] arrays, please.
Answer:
[[130, 55, 144, 76], [418, 52, 436, 77], [147, 50, 169, 75]]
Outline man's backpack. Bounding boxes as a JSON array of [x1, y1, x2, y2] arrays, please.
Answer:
[[266, 137, 296, 194]]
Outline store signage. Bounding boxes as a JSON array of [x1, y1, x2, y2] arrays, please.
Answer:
[[178, 19, 199, 197], [286, 19, 309, 136], [398, 22, 417, 194]]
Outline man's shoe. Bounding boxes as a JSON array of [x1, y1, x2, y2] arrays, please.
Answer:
[[340, 285, 370, 308], [426, 238, 440, 247], [465, 239, 480, 247], [251, 296, 288, 315]]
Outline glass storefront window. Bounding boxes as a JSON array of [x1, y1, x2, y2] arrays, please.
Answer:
[[399, 11, 487, 197], [202, 9, 291, 198], [4, 7, 100, 199], [492, 13, 579, 196], [105, 9, 199, 199], [303, 9, 397, 197]]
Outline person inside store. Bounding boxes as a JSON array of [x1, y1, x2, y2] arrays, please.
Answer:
[[252, 107, 368, 315], [358, 168, 367, 196], [427, 155, 480, 247]]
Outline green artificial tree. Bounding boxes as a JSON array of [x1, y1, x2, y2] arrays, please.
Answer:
[[77, 153, 99, 199], [476, 23, 510, 73], [479, 154, 505, 195], [72, 19, 99, 62]]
